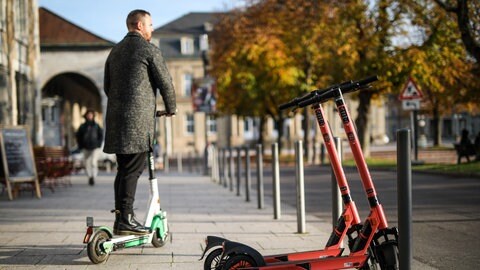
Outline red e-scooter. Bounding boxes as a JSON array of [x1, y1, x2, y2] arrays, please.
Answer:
[[201, 80, 370, 270], [216, 76, 399, 270]]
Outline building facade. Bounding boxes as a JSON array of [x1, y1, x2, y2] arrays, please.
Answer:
[[38, 7, 114, 148], [153, 12, 389, 155], [0, 0, 40, 141]]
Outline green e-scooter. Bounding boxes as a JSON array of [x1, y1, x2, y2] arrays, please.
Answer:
[[83, 111, 171, 264]]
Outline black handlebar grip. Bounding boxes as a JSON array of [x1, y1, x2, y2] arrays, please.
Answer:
[[156, 111, 168, 117], [341, 75, 378, 94], [357, 75, 378, 86], [297, 94, 321, 108], [279, 100, 297, 110], [279, 92, 316, 110]]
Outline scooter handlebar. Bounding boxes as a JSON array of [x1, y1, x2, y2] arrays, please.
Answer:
[[156, 110, 175, 117], [278, 92, 316, 110], [298, 75, 378, 108], [278, 80, 356, 111]]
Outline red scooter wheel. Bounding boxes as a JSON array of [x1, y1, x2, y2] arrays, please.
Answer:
[[223, 254, 257, 269]]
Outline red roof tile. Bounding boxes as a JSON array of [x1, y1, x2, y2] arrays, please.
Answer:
[[39, 7, 114, 47]]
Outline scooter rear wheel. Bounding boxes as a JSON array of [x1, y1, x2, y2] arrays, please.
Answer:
[[87, 230, 110, 264], [223, 254, 257, 270]]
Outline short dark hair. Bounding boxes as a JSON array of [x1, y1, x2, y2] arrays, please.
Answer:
[[126, 9, 150, 29], [84, 108, 95, 118]]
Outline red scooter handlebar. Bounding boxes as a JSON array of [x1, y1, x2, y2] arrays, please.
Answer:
[[298, 75, 378, 108]]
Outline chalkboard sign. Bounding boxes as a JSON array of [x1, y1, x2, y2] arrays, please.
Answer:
[[0, 126, 41, 200]]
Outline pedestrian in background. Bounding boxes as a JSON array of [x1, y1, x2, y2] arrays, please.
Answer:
[[76, 109, 103, 186], [103, 9, 176, 236]]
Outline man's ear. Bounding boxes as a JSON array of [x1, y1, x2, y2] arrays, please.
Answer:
[[136, 20, 144, 31]]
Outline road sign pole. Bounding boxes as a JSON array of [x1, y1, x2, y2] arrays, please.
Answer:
[[410, 110, 418, 161]]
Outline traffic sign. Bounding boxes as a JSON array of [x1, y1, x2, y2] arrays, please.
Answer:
[[399, 77, 423, 100], [402, 99, 420, 110]]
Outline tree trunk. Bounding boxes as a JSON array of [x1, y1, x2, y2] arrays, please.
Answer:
[[275, 115, 285, 154], [302, 108, 312, 163], [258, 116, 265, 146], [432, 106, 442, 146], [354, 91, 373, 157]]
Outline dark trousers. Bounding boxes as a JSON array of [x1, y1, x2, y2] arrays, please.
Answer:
[[114, 152, 147, 214]]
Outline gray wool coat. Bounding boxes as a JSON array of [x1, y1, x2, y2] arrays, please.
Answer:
[[103, 31, 176, 154]]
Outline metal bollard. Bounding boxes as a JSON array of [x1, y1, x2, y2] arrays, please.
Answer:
[[244, 146, 251, 202], [332, 138, 343, 240], [203, 145, 209, 176], [177, 152, 183, 173], [188, 152, 193, 173], [163, 153, 169, 173], [313, 142, 320, 165], [222, 148, 228, 188], [295, 140, 306, 233], [236, 147, 241, 196], [228, 147, 234, 192], [256, 144, 264, 209], [218, 150, 223, 184], [210, 147, 216, 182], [214, 148, 220, 183], [320, 143, 325, 165], [272, 143, 281, 219], [397, 129, 412, 270]]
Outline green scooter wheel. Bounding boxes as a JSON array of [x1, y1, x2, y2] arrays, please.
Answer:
[[87, 230, 110, 264], [152, 227, 168, 247]]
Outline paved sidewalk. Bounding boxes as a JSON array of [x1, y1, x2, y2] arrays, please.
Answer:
[[0, 172, 435, 269]]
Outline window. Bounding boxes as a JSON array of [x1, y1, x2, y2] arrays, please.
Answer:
[[182, 73, 193, 97], [244, 117, 256, 140], [181, 37, 194, 55], [207, 114, 217, 134], [14, 1, 27, 40], [185, 114, 194, 135], [0, 0, 5, 29], [199, 34, 209, 51]]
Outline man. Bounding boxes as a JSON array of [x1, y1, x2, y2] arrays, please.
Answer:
[[103, 9, 176, 235], [76, 109, 103, 186]]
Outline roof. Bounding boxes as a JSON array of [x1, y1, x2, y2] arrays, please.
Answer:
[[153, 12, 223, 59], [39, 7, 115, 49], [154, 12, 223, 35]]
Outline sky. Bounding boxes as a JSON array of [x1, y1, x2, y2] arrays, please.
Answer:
[[38, 0, 245, 43]]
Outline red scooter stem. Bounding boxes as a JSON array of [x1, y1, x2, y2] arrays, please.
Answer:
[[311, 103, 361, 250], [312, 104, 361, 219], [332, 91, 388, 234]]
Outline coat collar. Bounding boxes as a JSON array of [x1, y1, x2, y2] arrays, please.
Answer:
[[126, 31, 143, 39]]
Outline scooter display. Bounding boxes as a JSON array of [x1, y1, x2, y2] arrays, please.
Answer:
[[200, 80, 368, 270], [216, 76, 399, 269], [83, 110, 172, 264]]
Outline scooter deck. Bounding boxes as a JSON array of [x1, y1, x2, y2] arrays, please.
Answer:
[[264, 248, 343, 263]]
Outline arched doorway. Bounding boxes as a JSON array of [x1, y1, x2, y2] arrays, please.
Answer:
[[41, 72, 102, 149]]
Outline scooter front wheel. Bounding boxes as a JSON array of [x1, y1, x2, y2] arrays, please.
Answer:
[[204, 248, 223, 270], [152, 227, 168, 247], [87, 230, 110, 264]]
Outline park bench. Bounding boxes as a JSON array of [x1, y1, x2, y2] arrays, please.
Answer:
[[33, 146, 74, 192], [453, 143, 476, 164]]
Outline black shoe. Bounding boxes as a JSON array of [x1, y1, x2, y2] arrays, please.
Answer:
[[113, 212, 149, 236], [89, 177, 95, 186], [112, 209, 120, 231]]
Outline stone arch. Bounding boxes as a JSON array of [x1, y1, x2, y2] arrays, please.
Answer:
[[40, 72, 102, 149]]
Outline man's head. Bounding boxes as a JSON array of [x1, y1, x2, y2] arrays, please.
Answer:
[[84, 109, 95, 121], [126, 9, 153, 42]]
